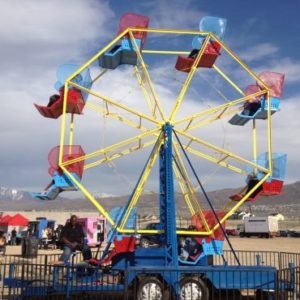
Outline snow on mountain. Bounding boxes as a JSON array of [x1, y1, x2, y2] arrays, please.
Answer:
[[0, 186, 29, 201]]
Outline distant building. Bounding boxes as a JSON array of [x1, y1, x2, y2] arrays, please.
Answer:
[[270, 213, 284, 221]]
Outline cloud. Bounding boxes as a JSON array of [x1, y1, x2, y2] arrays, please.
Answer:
[[272, 96, 300, 183], [239, 43, 279, 63], [0, 1, 112, 43], [0, 0, 114, 77], [0, 1, 299, 198], [0, 0, 114, 190], [257, 57, 300, 85], [142, 0, 207, 29]]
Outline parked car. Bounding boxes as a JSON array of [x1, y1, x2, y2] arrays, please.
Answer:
[[289, 231, 300, 238], [225, 229, 239, 236], [279, 230, 289, 237]]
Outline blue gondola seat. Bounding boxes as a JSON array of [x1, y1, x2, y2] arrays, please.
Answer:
[[99, 13, 149, 69], [99, 39, 142, 69], [229, 71, 284, 126], [229, 97, 280, 126], [31, 171, 80, 201], [32, 145, 85, 201]]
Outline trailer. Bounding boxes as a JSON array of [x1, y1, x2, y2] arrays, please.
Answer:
[[3, 123, 293, 299], [2, 13, 294, 300], [76, 216, 107, 246], [28, 218, 56, 239], [240, 216, 279, 238]]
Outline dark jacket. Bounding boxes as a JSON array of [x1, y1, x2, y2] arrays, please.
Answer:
[[60, 223, 84, 244]]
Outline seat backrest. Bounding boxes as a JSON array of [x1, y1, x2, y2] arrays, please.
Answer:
[[118, 13, 149, 47], [55, 64, 92, 101], [199, 16, 227, 40], [191, 16, 226, 51], [248, 152, 287, 181], [191, 210, 226, 239], [48, 145, 85, 177], [244, 85, 263, 103], [257, 71, 285, 98]]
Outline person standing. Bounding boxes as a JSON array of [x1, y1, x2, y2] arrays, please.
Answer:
[[59, 215, 91, 263], [41, 228, 48, 249], [0, 236, 6, 253], [10, 228, 17, 245]]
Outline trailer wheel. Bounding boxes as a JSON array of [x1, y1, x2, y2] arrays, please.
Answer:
[[180, 277, 209, 300], [137, 277, 164, 300]]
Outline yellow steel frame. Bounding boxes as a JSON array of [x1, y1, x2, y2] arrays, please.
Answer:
[[128, 31, 166, 122], [119, 132, 163, 230], [169, 34, 211, 121], [56, 26, 274, 236], [174, 90, 267, 130]]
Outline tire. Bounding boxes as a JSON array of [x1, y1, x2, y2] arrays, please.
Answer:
[[137, 277, 164, 300], [180, 277, 209, 300], [256, 289, 286, 300], [140, 238, 150, 248]]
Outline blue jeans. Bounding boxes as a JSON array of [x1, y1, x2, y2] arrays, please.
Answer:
[[60, 243, 91, 263]]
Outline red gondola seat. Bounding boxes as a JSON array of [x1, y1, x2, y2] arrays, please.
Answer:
[[34, 88, 85, 119], [259, 179, 284, 196], [175, 16, 227, 72], [89, 236, 136, 266], [230, 179, 284, 202], [175, 42, 221, 72], [192, 210, 226, 244], [34, 64, 92, 119]]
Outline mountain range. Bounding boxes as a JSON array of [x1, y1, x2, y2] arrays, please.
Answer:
[[0, 181, 299, 219]]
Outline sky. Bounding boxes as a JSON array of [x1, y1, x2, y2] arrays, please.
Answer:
[[0, 0, 299, 198]]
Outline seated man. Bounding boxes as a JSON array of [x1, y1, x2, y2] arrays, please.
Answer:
[[230, 175, 262, 201], [180, 237, 203, 261], [59, 215, 92, 263], [244, 176, 262, 198], [47, 94, 60, 107], [179, 226, 203, 261], [188, 49, 200, 59], [242, 100, 261, 116]]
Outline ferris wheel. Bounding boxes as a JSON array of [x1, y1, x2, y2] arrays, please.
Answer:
[[32, 13, 287, 250]]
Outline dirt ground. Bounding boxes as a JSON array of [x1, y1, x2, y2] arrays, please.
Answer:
[[223, 237, 300, 253], [3, 237, 300, 257]]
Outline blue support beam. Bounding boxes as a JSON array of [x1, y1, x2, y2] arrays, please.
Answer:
[[161, 123, 178, 268]]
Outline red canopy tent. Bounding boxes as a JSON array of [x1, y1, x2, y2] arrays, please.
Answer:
[[0, 214, 12, 226], [0, 214, 28, 226]]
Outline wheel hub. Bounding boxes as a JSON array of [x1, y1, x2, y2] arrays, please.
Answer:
[[181, 282, 203, 300], [140, 282, 163, 300]]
